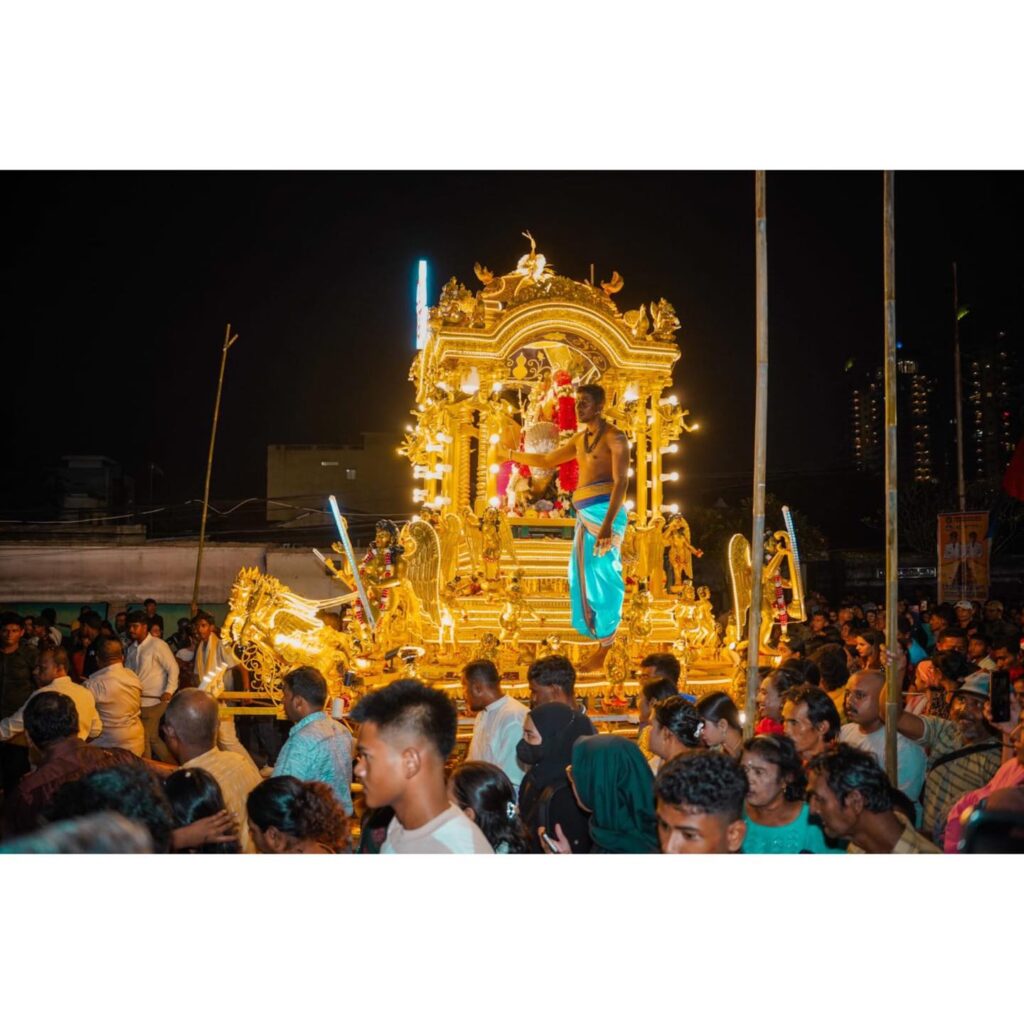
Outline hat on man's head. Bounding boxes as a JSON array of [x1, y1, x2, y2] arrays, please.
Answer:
[[955, 600, 974, 611], [955, 671, 990, 701], [986, 600, 1004, 611]]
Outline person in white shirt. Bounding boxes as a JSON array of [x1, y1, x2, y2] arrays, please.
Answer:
[[85, 636, 145, 755], [0, 646, 102, 744], [840, 669, 926, 807], [351, 678, 493, 854], [124, 609, 178, 762], [462, 658, 528, 790], [192, 611, 256, 766]]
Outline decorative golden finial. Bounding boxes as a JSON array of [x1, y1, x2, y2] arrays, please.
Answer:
[[600, 270, 624, 297], [473, 262, 494, 285]]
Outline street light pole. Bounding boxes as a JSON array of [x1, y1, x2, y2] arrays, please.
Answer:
[[191, 323, 238, 616]]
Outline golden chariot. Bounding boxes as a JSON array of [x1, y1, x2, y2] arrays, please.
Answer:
[[222, 236, 806, 714]]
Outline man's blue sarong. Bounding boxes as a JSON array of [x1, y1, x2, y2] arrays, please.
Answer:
[[569, 482, 627, 644]]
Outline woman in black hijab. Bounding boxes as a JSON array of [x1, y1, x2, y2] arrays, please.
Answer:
[[517, 702, 595, 853]]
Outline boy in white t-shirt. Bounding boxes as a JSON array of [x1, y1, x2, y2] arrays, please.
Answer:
[[351, 678, 493, 854]]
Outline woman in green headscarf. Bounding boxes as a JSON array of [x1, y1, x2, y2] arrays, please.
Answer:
[[544, 734, 659, 853]]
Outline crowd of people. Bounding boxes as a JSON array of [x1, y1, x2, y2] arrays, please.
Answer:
[[0, 593, 1022, 853]]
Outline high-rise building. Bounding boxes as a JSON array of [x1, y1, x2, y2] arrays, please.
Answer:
[[850, 359, 937, 482], [962, 331, 1021, 484]]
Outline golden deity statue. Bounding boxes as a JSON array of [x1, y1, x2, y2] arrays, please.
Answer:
[[664, 514, 703, 592]]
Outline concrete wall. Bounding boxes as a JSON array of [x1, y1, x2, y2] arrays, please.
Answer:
[[0, 543, 354, 606], [266, 434, 410, 522]]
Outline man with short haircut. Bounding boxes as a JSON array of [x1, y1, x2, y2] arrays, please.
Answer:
[[0, 646, 102, 744], [462, 659, 528, 790], [162, 688, 261, 852], [273, 666, 354, 815], [991, 636, 1023, 683], [654, 751, 748, 853], [39, 609, 64, 650], [85, 636, 145, 756], [840, 670, 926, 807], [3, 691, 137, 837], [808, 642, 849, 724], [192, 610, 254, 763], [78, 611, 104, 679], [527, 655, 591, 719], [351, 678, 493, 853], [1, 611, 39, 794], [782, 683, 841, 763], [498, 384, 629, 673], [638, 652, 682, 689], [810, 610, 830, 637], [808, 745, 940, 853], [967, 633, 997, 672], [143, 598, 164, 635], [893, 671, 1003, 845], [125, 608, 178, 761]]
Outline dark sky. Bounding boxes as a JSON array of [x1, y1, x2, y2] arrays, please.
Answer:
[[3, 171, 1021, 518]]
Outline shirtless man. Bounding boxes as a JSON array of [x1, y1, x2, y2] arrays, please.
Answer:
[[498, 384, 629, 672]]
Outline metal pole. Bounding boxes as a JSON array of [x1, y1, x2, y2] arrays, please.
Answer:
[[952, 262, 966, 514], [745, 171, 768, 738], [191, 324, 238, 616], [883, 173, 900, 787]]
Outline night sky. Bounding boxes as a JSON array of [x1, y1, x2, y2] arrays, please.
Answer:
[[3, 171, 1021, 525]]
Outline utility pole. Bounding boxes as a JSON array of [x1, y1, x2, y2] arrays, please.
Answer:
[[952, 262, 966, 514], [883, 173, 900, 787], [191, 324, 238, 616], [745, 171, 768, 737]]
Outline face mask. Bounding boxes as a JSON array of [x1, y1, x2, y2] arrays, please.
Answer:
[[516, 738, 545, 765]]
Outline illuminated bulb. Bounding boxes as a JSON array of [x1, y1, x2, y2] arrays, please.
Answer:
[[488, 497, 500, 508], [489, 464, 500, 475], [491, 381, 503, 392], [437, 464, 452, 474], [691, 423, 700, 431], [489, 433, 500, 445], [425, 443, 443, 453], [662, 444, 678, 454], [436, 381, 451, 392], [627, 467, 634, 478], [623, 384, 639, 402], [624, 499, 635, 510], [659, 394, 679, 406], [660, 472, 679, 482], [436, 432, 452, 444], [404, 424, 414, 433], [660, 503, 679, 514], [738, 711, 747, 726], [417, 403, 425, 411], [411, 515, 420, 523], [413, 488, 427, 502]]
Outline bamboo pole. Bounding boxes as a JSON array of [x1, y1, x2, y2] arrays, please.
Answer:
[[745, 172, 769, 738], [191, 324, 238, 616], [883, 173, 900, 786]]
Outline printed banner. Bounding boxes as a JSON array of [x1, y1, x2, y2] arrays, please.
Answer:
[[937, 511, 990, 603]]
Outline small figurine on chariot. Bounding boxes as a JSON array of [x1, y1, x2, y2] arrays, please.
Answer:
[[664, 514, 703, 592]]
